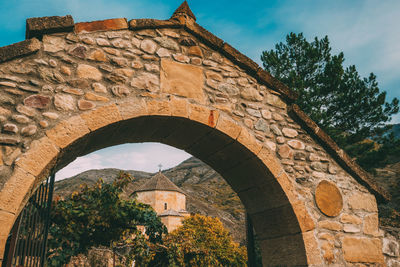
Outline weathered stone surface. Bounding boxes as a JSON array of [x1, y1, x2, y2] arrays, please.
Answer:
[[241, 87, 263, 101], [26, 15, 74, 39], [68, 45, 87, 59], [46, 116, 89, 148], [318, 220, 343, 231], [43, 35, 65, 53], [154, 36, 179, 50], [15, 137, 59, 177], [254, 119, 269, 132], [188, 46, 203, 57], [363, 213, 379, 236], [12, 115, 30, 124], [156, 48, 171, 58], [0, 81, 16, 88], [78, 99, 96, 110], [111, 57, 128, 67], [340, 214, 362, 225], [92, 83, 107, 93], [76, 64, 102, 80], [343, 224, 360, 233], [111, 85, 130, 97], [42, 112, 59, 120], [266, 93, 286, 109], [87, 49, 107, 62], [21, 125, 37, 136], [140, 39, 157, 54], [80, 104, 122, 131], [383, 237, 400, 257], [172, 53, 190, 63], [278, 144, 293, 159], [54, 94, 76, 111], [348, 192, 378, 212], [23, 95, 51, 109], [0, 38, 41, 63], [75, 18, 128, 33], [3, 124, 18, 134], [288, 140, 305, 150], [62, 88, 84, 96], [68, 79, 90, 89], [131, 73, 159, 91], [85, 92, 109, 102], [160, 59, 205, 103], [282, 127, 298, 138], [342, 236, 384, 263]]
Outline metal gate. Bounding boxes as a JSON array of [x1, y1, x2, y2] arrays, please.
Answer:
[[2, 174, 55, 267]]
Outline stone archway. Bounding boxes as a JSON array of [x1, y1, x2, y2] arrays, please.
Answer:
[[0, 2, 388, 265]]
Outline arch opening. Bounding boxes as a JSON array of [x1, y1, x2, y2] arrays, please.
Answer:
[[6, 115, 308, 266]]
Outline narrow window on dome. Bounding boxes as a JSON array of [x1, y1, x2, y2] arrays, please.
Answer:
[[164, 203, 167, 210]]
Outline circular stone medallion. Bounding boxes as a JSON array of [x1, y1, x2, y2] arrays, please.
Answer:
[[315, 180, 343, 217]]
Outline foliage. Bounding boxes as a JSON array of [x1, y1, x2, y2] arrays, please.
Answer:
[[47, 172, 167, 266], [149, 214, 247, 267], [261, 33, 399, 170]]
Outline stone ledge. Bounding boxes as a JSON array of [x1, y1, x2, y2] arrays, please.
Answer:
[[129, 19, 181, 30], [26, 15, 74, 39], [289, 103, 390, 202], [256, 68, 298, 101], [0, 38, 40, 63], [183, 20, 224, 50], [75, 18, 128, 34]]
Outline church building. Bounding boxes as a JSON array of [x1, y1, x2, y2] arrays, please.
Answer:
[[133, 171, 189, 232]]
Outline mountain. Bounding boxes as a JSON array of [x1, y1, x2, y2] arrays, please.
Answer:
[[54, 157, 246, 245]]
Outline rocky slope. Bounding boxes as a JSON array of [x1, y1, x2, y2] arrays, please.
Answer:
[[54, 157, 246, 245]]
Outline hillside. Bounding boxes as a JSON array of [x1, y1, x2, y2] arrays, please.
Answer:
[[54, 157, 246, 245]]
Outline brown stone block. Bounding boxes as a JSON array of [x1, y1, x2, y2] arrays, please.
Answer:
[[340, 213, 362, 225], [160, 59, 205, 104], [46, 115, 90, 149], [348, 192, 378, 212], [258, 234, 308, 266], [15, 137, 59, 177], [318, 220, 343, 231], [80, 104, 122, 131], [188, 104, 219, 128], [26, 15, 74, 39], [129, 19, 180, 30], [363, 213, 379, 236], [342, 236, 384, 263], [75, 18, 128, 33], [0, 167, 35, 213], [117, 99, 148, 120], [0, 234, 7, 261], [0, 38, 41, 63], [215, 114, 241, 139], [0, 210, 15, 238], [146, 99, 171, 116], [221, 42, 259, 74], [169, 96, 189, 118], [237, 128, 262, 155], [303, 231, 323, 265], [292, 201, 316, 233]]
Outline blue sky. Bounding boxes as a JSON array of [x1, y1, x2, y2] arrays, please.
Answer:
[[1, 0, 399, 179]]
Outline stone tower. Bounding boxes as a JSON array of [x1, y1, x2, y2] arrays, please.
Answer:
[[134, 171, 189, 232]]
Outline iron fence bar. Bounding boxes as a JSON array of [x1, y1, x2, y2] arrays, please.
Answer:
[[33, 183, 46, 267], [30, 183, 44, 267], [27, 190, 39, 266], [40, 173, 55, 267], [4, 215, 21, 267]]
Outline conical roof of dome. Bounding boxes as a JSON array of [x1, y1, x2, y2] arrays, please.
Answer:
[[134, 171, 185, 194]]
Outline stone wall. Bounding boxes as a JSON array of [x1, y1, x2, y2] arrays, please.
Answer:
[[383, 228, 400, 266], [0, 13, 391, 265]]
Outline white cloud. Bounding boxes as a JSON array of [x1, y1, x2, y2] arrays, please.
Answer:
[[56, 143, 191, 181]]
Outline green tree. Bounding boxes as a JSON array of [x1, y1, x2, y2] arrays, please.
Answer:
[[47, 172, 167, 266], [150, 214, 247, 267], [261, 33, 399, 170]]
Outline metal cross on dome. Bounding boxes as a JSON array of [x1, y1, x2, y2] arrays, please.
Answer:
[[158, 164, 163, 172]]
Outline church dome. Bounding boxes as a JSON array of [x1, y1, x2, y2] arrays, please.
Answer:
[[134, 171, 185, 194]]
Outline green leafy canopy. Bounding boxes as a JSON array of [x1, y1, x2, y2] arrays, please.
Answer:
[[261, 32, 399, 170], [47, 172, 167, 266]]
